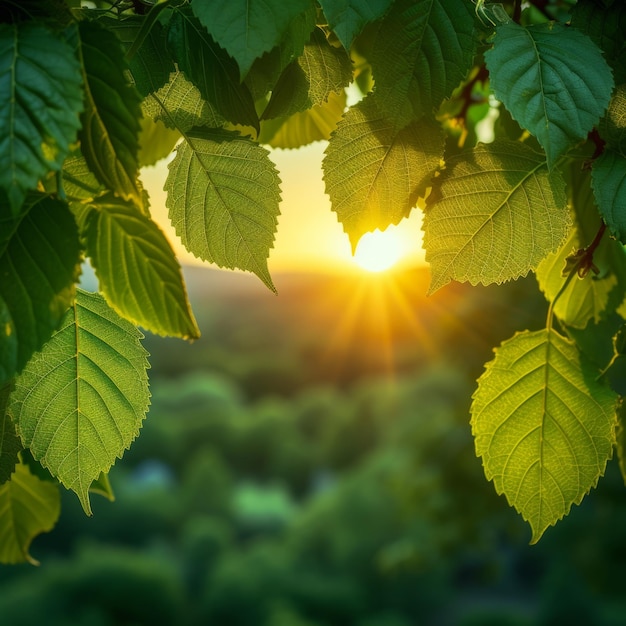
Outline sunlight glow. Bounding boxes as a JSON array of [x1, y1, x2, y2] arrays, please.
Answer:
[[353, 229, 403, 273]]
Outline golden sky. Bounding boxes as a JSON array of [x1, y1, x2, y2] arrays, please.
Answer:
[[141, 140, 427, 275]]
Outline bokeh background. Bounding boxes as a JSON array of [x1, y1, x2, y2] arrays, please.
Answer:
[[2, 147, 626, 626]]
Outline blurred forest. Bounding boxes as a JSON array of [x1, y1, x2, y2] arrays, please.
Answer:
[[2, 266, 626, 626]]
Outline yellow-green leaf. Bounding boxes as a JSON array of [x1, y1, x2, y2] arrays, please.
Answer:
[[472, 328, 617, 543]]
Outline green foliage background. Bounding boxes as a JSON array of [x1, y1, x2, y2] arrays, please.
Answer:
[[1, 0, 626, 567]]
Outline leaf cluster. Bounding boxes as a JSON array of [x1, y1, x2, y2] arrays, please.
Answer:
[[1, 0, 626, 560]]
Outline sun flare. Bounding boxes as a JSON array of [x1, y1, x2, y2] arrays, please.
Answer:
[[353, 229, 403, 273]]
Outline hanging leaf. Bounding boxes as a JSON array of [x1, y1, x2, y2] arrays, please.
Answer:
[[324, 97, 445, 250], [9, 290, 150, 515], [0, 22, 83, 214], [166, 7, 259, 131], [0, 459, 60, 565], [0, 196, 81, 387], [369, 0, 477, 127], [165, 128, 280, 291], [318, 0, 394, 50], [592, 151, 626, 244], [423, 141, 569, 293], [78, 21, 143, 210], [486, 22, 614, 168], [191, 0, 311, 80], [598, 83, 626, 157], [472, 328, 617, 543], [83, 193, 200, 339]]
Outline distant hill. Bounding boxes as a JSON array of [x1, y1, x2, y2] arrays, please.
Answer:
[[143, 264, 546, 397]]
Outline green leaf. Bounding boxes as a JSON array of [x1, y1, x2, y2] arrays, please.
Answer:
[[167, 7, 259, 131], [318, 0, 394, 50], [0, 196, 81, 386], [485, 22, 614, 168], [324, 97, 445, 250], [83, 193, 200, 339], [262, 28, 353, 120], [571, 1, 626, 84], [60, 154, 104, 203], [0, 22, 83, 214], [165, 129, 280, 291], [0, 459, 60, 565], [423, 141, 569, 293], [592, 150, 626, 243], [0, 384, 21, 485], [617, 401, 626, 485], [471, 328, 617, 543], [9, 290, 150, 515], [598, 84, 626, 157], [259, 89, 346, 149], [369, 0, 477, 127], [191, 0, 311, 80], [78, 21, 144, 210], [137, 116, 180, 168], [143, 71, 224, 133]]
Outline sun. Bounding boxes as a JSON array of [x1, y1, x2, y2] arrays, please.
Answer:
[[353, 229, 403, 273]]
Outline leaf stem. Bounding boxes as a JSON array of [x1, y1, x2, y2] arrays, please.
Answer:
[[546, 222, 607, 331]]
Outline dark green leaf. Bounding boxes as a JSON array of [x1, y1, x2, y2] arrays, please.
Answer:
[[0, 196, 81, 386], [598, 84, 626, 157], [571, 1, 626, 83], [0, 384, 21, 485], [165, 129, 280, 291], [10, 290, 150, 515], [167, 8, 259, 131], [592, 150, 626, 243], [486, 22, 614, 167], [318, 0, 394, 50], [191, 0, 311, 80], [78, 21, 144, 210], [369, 0, 477, 127], [0, 23, 83, 214], [84, 193, 200, 339]]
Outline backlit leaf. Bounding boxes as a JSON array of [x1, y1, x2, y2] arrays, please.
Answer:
[[486, 22, 614, 167], [318, 0, 394, 50], [0, 22, 83, 214], [0, 460, 60, 565], [369, 0, 477, 127], [165, 129, 280, 291], [143, 71, 224, 133], [10, 290, 150, 515], [472, 328, 617, 543], [78, 21, 143, 209], [0, 196, 81, 386], [83, 193, 200, 339], [324, 97, 445, 250], [423, 141, 569, 293], [191, 0, 311, 80]]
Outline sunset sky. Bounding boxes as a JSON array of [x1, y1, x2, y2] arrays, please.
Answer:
[[141, 141, 427, 275]]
